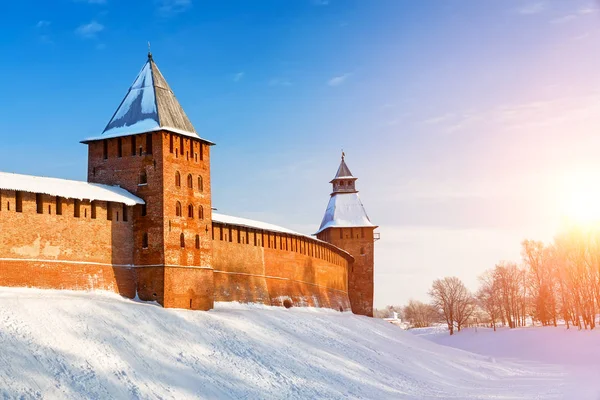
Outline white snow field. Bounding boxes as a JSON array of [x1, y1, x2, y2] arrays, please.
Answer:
[[412, 325, 600, 399], [0, 288, 565, 400]]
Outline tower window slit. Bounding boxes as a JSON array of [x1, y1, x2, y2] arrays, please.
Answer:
[[180, 233, 185, 248], [195, 234, 200, 249], [117, 138, 122, 158], [74, 200, 81, 218], [142, 233, 149, 249], [91, 201, 97, 219], [36, 194, 43, 214], [122, 204, 128, 222], [103, 140, 108, 160], [146, 134, 153, 155], [169, 134, 174, 153], [56, 196, 62, 215], [107, 202, 113, 220], [131, 136, 137, 156]]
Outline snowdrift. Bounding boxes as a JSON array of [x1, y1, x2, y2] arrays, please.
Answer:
[[412, 325, 600, 399], [0, 288, 564, 399]]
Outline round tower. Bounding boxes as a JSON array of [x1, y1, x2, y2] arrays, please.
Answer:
[[315, 153, 378, 317]]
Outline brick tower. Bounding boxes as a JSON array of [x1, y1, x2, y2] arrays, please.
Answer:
[[82, 52, 215, 310], [315, 153, 378, 316]]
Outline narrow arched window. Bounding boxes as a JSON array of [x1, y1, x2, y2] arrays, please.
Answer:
[[142, 233, 149, 249], [188, 204, 194, 218], [198, 176, 203, 192], [176, 201, 182, 217], [175, 172, 181, 187], [180, 233, 185, 248], [195, 234, 200, 249], [139, 171, 148, 185], [187, 174, 193, 189], [199, 205, 204, 220]]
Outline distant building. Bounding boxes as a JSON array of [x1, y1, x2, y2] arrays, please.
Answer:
[[0, 53, 378, 315]]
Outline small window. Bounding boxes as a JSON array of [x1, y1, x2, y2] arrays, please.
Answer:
[[139, 171, 148, 185], [141, 204, 147, 217], [142, 233, 149, 249], [117, 138, 122, 158], [15, 192, 23, 212], [360, 247, 366, 255], [180, 136, 184, 155], [175, 172, 181, 187], [146, 133, 153, 155], [169, 134, 174, 153], [74, 199, 81, 218], [180, 233, 185, 248], [187, 174, 193, 189], [188, 204, 194, 218], [195, 234, 200, 249], [36, 194, 43, 214], [107, 202, 113, 221], [56, 196, 62, 215], [131, 136, 137, 156], [200, 143, 204, 161], [91, 201, 97, 219], [122, 204, 128, 222], [198, 176, 203, 192], [103, 140, 108, 160], [176, 201, 182, 217], [199, 205, 204, 220]]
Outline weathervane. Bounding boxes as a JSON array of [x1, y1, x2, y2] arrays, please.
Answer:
[[148, 41, 153, 60], [341, 149, 345, 160]]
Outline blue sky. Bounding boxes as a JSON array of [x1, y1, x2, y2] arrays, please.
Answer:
[[2, 0, 600, 307]]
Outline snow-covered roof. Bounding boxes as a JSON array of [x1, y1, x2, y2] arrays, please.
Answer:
[[0, 172, 144, 206], [316, 192, 376, 234], [331, 156, 356, 182], [212, 212, 353, 259], [82, 54, 214, 145]]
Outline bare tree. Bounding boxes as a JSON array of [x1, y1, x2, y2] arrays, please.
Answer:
[[429, 277, 474, 335], [476, 270, 501, 331], [403, 300, 439, 328]]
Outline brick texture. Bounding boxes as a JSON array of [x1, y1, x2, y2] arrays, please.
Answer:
[[317, 227, 375, 317]]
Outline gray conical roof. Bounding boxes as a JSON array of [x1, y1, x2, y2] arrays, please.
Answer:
[[330, 153, 357, 183], [83, 54, 212, 144]]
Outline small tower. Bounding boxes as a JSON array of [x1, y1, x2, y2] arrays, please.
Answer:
[[82, 52, 215, 310], [316, 153, 378, 317]]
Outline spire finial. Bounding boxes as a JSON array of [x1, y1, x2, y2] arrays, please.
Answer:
[[341, 149, 345, 161], [147, 42, 153, 60]]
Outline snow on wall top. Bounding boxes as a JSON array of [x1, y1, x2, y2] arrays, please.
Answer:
[[212, 212, 353, 259], [82, 54, 213, 144], [316, 192, 376, 234], [0, 172, 144, 206]]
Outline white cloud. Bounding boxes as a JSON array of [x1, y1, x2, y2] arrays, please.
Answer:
[[75, 21, 104, 39], [36, 20, 51, 28], [233, 72, 245, 82], [517, 2, 545, 15], [268, 78, 292, 87], [327, 73, 351, 87], [156, 0, 192, 16], [550, 14, 576, 24], [578, 5, 598, 14]]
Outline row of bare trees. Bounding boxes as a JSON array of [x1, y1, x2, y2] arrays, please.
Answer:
[[391, 225, 600, 334]]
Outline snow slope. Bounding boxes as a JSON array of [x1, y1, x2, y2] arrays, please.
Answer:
[[0, 288, 565, 399], [412, 325, 600, 399]]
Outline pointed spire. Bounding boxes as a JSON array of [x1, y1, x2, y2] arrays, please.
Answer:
[[81, 52, 214, 144], [316, 152, 375, 234], [332, 153, 355, 181]]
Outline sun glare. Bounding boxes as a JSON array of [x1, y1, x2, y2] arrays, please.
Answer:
[[559, 167, 600, 226]]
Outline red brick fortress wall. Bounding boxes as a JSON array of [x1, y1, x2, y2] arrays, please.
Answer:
[[212, 222, 352, 311], [317, 227, 376, 317], [0, 190, 136, 297]]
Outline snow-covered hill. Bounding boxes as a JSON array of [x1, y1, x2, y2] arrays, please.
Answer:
[[1, 288, 564, 399], [412, 325, 600, 399]]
